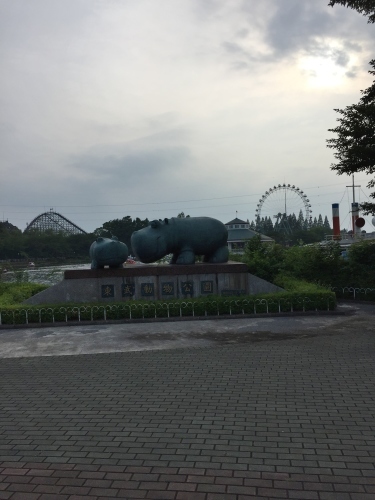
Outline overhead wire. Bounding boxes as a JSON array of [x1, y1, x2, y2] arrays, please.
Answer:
[[0, 181, 371, 209]]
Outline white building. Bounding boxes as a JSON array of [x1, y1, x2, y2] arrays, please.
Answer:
[[225, 218, 274, 253]]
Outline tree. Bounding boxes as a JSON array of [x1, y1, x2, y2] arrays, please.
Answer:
[[323, 215, 331, 230], [297, 209, 305, 229], [347, 240, 375, 286], [327, 61, 375, 214], [327, 59, 375, 214], [327, 1, 375, 215], [94, 216, 149, 254], [241, 235, 285, 282], [282, 242, 343, 286], [328, 1, 375, 23], [263, 216, 274, 233]]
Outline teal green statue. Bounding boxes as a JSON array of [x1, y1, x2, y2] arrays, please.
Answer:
[[89, 236, 128, 269], [131, 216, 229, 264]]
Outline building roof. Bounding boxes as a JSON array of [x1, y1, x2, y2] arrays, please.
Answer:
[[225, 218, 248, 226]]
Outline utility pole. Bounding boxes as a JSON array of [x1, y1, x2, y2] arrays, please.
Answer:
[[346, 174, 361, 235]]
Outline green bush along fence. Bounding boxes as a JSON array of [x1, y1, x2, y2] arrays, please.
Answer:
[[0, 292, 336, 326]]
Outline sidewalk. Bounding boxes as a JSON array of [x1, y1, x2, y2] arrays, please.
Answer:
[[0, 302, 368, 359], [0, 302, 374, 499]]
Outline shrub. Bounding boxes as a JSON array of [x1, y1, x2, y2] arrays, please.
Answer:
[[239, 236, 286, 283], [346, 241, 375, 287], [274, 275, 329, 293], [0, 283, 47, 307]]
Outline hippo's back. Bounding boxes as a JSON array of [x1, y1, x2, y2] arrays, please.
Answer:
[[170, 217, 227, 252]]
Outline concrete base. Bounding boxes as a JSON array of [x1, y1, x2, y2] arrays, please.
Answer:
[[24, 262, 284, 305]]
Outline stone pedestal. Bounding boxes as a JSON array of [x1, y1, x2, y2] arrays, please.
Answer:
[[24, 262, 283, 305]]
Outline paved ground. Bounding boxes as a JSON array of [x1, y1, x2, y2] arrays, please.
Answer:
[[0, 302, 374, 499], [0, 302, 370, 359]]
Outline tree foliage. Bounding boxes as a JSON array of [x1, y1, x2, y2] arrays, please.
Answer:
[[235, 237, 375, 288], [0, 229, 94, 261], [328, 0, 375, 23], [93, 216, 149, 254], [240, 235, 286, 282], [0, 215, 149, 261], [251, 211, 332, 245], [327, 60, 375, 214], [327, 1, 375, 214]]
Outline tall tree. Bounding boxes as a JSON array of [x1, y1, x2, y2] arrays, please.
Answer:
[[297, 209, 305, 230], [327, 2, 375, 214], [327, 61, 375, 214], [323, 215, 331, 229]]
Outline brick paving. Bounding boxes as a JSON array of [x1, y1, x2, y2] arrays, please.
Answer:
[[0, 326, 375, 499]]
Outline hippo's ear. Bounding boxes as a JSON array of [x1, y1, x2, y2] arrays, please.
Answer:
[[96, 237, 104, 242], [111, 235, 118, 241], [150, 220, 161, 229], [164, 218, 169, 224]]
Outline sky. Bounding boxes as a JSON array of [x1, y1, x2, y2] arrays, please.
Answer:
[[1, 0, 375, 234]]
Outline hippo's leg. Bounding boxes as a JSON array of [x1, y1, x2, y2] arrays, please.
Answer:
[[170, 253, 178, 264], [175, 249, 195, 265], [205, 245, 229, 263], [91, 260, 99, 269]]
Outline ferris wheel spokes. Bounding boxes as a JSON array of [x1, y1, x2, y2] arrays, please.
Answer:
[[255, 184, 312, 222]]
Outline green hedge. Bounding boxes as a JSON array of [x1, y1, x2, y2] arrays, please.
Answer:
[[0, 291, 336, 326], [0, 283, 48, 307]]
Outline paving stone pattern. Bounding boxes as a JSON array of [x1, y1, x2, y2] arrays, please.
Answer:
[[0, 329, 375, 499]]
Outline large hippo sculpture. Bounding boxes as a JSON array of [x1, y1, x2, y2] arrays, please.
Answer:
[[131, 216, 229, 264], [89, 236, 128, 269]]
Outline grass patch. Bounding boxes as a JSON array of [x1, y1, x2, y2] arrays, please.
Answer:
[[0, 283, 48, 307], [273, 275, 330, 293]]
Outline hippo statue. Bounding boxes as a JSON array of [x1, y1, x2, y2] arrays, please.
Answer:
[[131, 216, 229, 265], [89, 236, 128, 269]]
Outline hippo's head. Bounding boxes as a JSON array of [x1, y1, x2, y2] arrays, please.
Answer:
[[131, 219, 169, 263]]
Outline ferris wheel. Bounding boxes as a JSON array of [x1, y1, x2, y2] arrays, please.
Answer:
[[255, 184, 312, 222]]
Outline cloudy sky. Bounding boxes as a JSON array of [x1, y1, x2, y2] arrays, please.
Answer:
[[1, 0, 375, 233]]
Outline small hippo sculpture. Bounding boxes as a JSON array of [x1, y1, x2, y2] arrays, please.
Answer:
[[131, 216, 229, 265], [89, 236, 128, 269]]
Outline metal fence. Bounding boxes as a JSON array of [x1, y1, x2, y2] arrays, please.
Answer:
[[0, 295, 336, 326], [332, 287, 375, 300]]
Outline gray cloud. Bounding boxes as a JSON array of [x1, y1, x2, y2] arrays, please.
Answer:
[[68, 146, 192, 184], [264, 1, 335, 58], [221, 0, 374, 71], [346, 69, 358, 78], [1, 0, 374, 233]]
